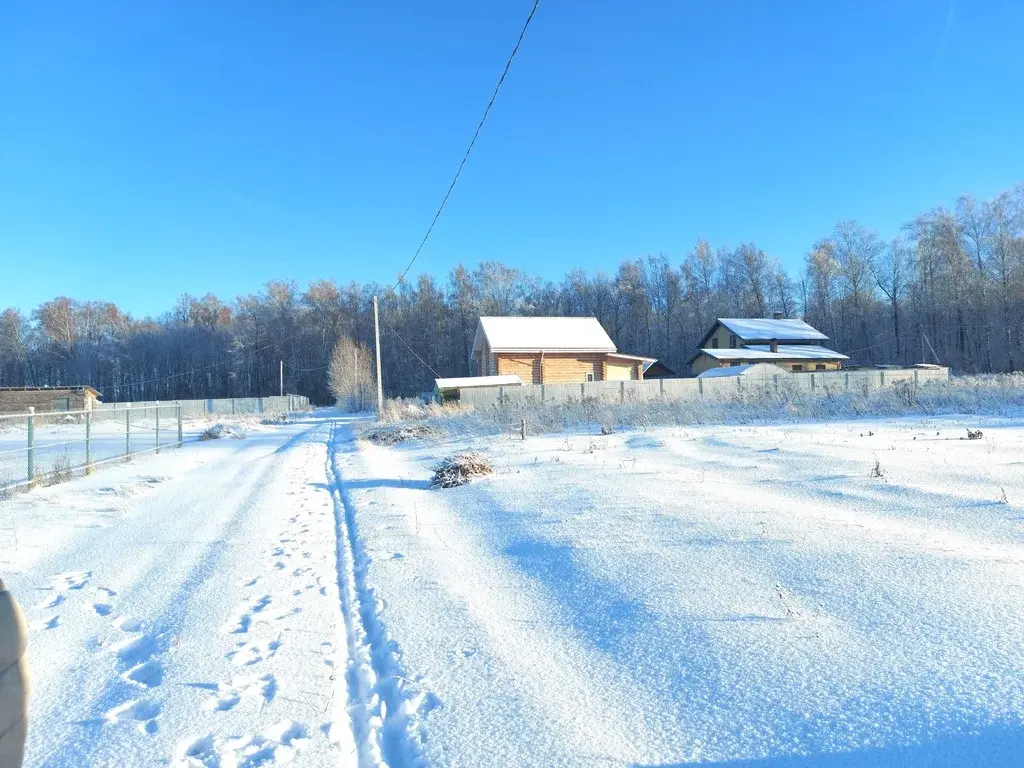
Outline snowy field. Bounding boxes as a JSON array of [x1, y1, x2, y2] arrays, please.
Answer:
[[4, 410, 1024, 766]]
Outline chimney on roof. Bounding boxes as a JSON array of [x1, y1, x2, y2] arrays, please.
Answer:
[[773, 311, 784, 320], [770, 339, 778, 353]]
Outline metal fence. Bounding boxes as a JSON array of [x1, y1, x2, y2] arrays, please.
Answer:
[[457, 367, 952, 410], [95, 394, 310, 419], [0, 403, 185, 493]]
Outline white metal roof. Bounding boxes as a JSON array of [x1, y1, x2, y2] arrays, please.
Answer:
[[744, 344, 849, 360], [700, 345, 849, 361], [475, 316, 617, 354], [697, 363, 792, 379], [434, 375, 522, 391], [717, 318, 828, 342]]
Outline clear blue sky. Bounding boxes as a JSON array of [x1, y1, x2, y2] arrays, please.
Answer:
[[2, 1, 1022, 317]]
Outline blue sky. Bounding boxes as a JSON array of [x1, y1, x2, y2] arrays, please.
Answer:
[[2, 1, 1022, 317]]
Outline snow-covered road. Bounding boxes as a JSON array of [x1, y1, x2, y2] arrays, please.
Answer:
[[5, 416, 356, 767], [6, 412, 1024, 767]]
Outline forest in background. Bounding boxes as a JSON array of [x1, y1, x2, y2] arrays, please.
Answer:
[[1, 183, 1022, 403]]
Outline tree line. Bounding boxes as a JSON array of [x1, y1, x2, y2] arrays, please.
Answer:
[[1, 183, 1022, 403]]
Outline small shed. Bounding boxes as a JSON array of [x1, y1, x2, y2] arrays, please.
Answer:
[[0, 386, 102, 415], [642, 360, 677, 379], [696, 363, 791, 380], [434, 375, 522, 403]]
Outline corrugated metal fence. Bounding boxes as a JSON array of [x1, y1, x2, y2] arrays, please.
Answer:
[[95, 394, 311, 419], [458, 368, 951, 409]]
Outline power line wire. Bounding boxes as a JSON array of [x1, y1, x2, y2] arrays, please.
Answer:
[[392, 0, 540, 291], [379, 313, 441, 379]]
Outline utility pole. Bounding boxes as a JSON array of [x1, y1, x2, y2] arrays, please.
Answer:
[[279, 360, 284, 398], [373, 296, 384, 417]]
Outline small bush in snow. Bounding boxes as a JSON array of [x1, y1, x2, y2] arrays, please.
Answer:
[[431, 453, 493, 489], [199, 424, 246, 441], [966, 428, 983, 440], [871, 458, 885, 480], [46, 451, 74, 486]]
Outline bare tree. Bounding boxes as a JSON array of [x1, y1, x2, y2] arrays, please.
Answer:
[[874, 238, 912, 361], [328, 335, 374, 412]]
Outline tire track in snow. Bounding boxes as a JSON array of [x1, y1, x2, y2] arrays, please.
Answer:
[[327, 421, 431, 768]]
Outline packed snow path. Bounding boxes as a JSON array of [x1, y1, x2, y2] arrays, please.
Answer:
[[4, 416, 358, 767]]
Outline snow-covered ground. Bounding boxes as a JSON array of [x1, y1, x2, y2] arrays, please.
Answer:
[[5, 411, 1024, 766], [341, 413, 1024, 767]]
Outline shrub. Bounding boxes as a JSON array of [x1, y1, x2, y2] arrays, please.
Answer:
[[46, 451, 74, 486]]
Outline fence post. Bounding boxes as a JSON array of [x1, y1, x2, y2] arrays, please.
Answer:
[[845, 372, 850, 389], [85, 410, 92, 473], [880, 370, 886, 387], [541, 384, 546, 403], [810, 373, 815, 391], [914, 369, 919, 390], [155, 401, 161, 454], [177, 402, 183, 448], [231, 398, 236, 415], [126, 404, 132, 460], [26, 407, 35, 484], [620, 381, 625, 403], [698, 379, 703, 397], [520, 418, 526, 441], [660, 379, 665, 398]]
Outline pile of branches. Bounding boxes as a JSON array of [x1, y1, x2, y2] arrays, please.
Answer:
[[430, 453, 493, 489]]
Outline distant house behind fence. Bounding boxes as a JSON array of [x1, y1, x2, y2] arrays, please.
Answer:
[[0, 386, 102, 415], [687, 316, 849, 376], [471, 316, 655, 384]]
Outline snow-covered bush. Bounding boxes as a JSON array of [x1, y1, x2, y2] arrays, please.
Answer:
[[199, 424, 246, 441]]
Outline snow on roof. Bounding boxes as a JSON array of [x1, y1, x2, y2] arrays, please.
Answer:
[[434, 375, 522, 391], [476, 316, 616, 353], [697, 363, 792, 379], [700, 345, 848, 361], [718, 318, 828, 342], [744, 344, 850, 360]]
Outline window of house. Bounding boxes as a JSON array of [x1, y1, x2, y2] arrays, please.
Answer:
[[792, 364, 803, 372], [815, 364, 826, 371], [585, 372, 595, 382], [729, 335, 737, 349], [711, 338, 719, 349], [52, 398, 70, 411]]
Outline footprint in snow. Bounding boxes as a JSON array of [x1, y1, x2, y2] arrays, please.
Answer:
[[53, 571, 91, 591], [204, 673, 277, 712], [111, 633, 157, 666], [93, 603, 113, 616], [36, 593, 65, 610], [123, 660, 164, 688], [176, 721, 308, 765], [30, 616, 60, 631], [227, 637, 283, 667], [104, 698, 161, 735], [113, 616, 143, 632]]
